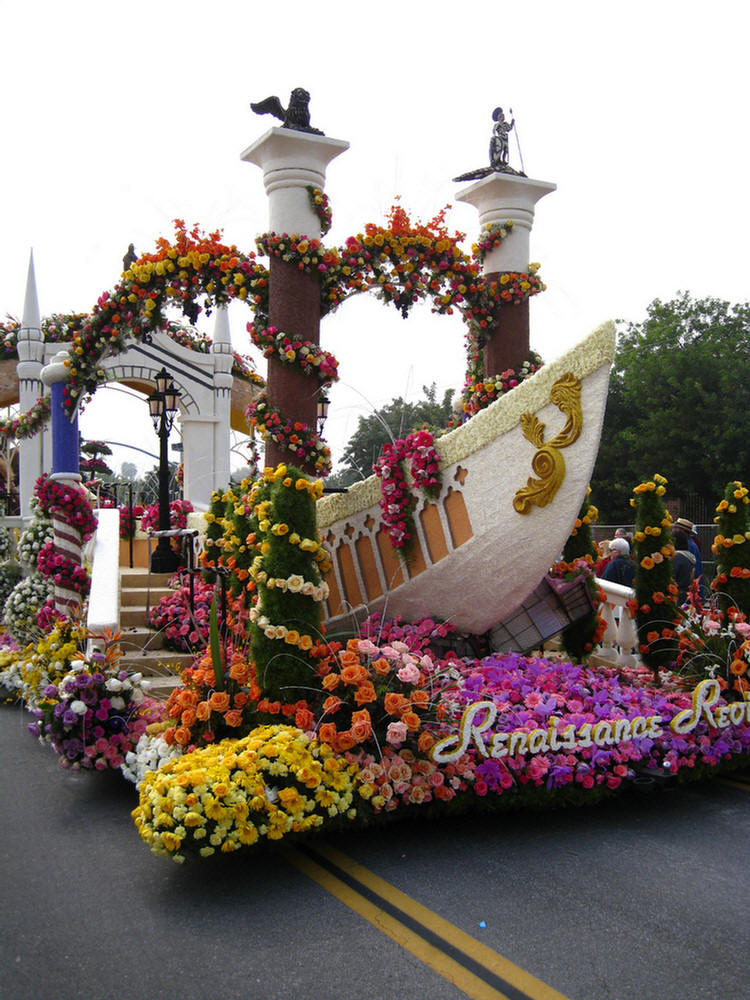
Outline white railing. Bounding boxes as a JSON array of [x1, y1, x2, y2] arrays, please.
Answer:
[[86, 507, 121, 652], [592, 577, 640, 667]]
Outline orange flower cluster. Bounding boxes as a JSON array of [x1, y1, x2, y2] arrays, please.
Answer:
[[163, 650, 262, 749], [308, 637, 436, 755]]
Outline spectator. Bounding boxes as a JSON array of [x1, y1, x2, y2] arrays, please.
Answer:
[[673, 517, 705, 598], [596, 539, 614, 575], [671, 529, 696, 605], [600, 537, 636, 588]]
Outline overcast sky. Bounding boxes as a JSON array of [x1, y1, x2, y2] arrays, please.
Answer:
[[2, 1, 748, 476]]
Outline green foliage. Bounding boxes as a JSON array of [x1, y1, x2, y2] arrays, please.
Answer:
[[631, 474, 680, 674], [711, 481, 750, 616], [201, 488, 227, 584], [249, 467, 325, 702], [558, 489, 603, 662], [562, 489, 599, 564], [208, 592, 225, 691], [333, 382, 454, 483], [591, 294, 750, 520]]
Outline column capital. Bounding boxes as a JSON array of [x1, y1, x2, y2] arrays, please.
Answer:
[[456, 173, 556, 273], [241, 127, 348, 236]]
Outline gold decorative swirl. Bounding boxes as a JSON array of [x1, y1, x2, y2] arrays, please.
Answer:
[[513, 372, 583, 514]]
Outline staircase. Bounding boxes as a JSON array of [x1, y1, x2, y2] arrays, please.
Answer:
[[117, 568, 195, 696]]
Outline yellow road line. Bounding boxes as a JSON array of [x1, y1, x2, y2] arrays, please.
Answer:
[[281, 841, 571, 1000], [718, 776, 750, 791]]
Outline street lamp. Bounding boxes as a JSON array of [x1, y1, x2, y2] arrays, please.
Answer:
[[148, 367, 181, 574], [316, 392, 329, 436]]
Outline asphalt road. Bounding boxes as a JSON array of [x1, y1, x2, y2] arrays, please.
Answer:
[[2, 701, 748, 1000]]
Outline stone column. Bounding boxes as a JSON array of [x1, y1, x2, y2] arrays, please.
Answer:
[[241, 127, 348, 472], [16, 252, 45, 515], [456, 174, 555, 375]]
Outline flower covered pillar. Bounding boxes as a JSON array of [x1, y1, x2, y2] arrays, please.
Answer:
[[456, 173, 555, 376], [41, 350, 84, 614], [241, 127, 348, 474], [16, 252, 45, 515]]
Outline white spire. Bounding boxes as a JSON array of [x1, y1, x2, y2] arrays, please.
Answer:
[[21, 249, 41, 334]]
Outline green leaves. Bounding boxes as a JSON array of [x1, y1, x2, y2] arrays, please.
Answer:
[[592, 294, 750, 520]]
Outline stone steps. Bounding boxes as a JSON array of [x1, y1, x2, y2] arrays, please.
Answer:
[[117, 568, 195, 681]]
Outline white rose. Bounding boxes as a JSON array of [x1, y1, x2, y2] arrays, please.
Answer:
[[70, 700, 87, 716]]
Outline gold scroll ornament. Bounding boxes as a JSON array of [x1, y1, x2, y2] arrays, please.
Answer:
[[513, 372, 583, 514]]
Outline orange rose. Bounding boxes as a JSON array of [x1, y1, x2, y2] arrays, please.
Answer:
[[646, 631, 660, 644], [323, 695, 342, 714], [354, 681, 377, 705], [411, 689, 429, 707], [181, 708, 197, 727], [402, 711, 421, 732], [730, 658, 747, 676], [339, 650, 360, 669], [295, 708, 315, 731], [208, 691, 231, 713], [340, 664, 369, 686], [173, 726, 192, 746], [350, 709, 372, 743], [196, 701, 211, 721], [336, 732, 356, 752], [322, 673, 340, 691], [384, 692, 409, 715], [372, 657, 392, 676], [417, 731, 435, 752], [229, 659, 250, 683], [318, 723, 337, 745], [224, 710, 244, 727]]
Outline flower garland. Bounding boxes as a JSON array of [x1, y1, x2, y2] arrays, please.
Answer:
[[0, 313, 89, 360], [246, 397, 331, 475], [37, 541, 90, 596], [373, 429, 441, 552], [2, 205, 546, 445], [247, 324, 338, 384], [307, 185, 332, 236], [472, 220, 514, 264], [34, 474, 98, 541], [461, 353, 543, 417], [0, 395, 51, 441]]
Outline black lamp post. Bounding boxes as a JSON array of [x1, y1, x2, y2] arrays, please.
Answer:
[[148, 367, 181, 574]]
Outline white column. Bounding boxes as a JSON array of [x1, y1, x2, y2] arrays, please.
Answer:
[[455, 173, 556, 273], [211, 305, 233, 492], [241, 127, 349, 235], [181, 414, 218, 510]]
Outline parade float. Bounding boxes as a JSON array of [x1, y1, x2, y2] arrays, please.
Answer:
[[2, 94, 750, 863]]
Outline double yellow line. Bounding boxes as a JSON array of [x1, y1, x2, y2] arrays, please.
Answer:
[[281, 841, 571, 1000]]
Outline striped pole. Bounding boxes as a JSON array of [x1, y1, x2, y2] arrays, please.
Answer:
[[41, 351, 84, 616]]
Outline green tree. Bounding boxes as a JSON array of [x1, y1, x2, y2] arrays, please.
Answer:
[[591, 293, 750, 521], [329, 383, 455, 487]]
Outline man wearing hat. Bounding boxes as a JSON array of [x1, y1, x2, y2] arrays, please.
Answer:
[[673, 517, 704, 598]]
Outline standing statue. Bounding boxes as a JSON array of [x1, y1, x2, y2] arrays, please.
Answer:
[[489, 107, 515, 170], [250, 87, 324, 135], [453, 106, 525, 182]]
